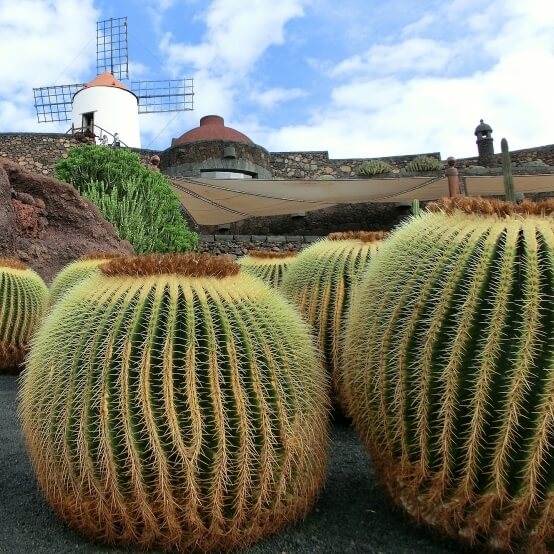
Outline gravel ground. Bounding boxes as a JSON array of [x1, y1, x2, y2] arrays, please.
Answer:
[[0, 375, 468, 554]]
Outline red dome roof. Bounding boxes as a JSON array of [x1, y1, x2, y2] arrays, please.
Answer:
[[85, 71, 129, 91], [173, 115, 253, 145]]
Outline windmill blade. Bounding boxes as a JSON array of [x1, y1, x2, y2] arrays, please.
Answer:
[[97, 17, 128, 80], [33, 84, 85, 123], [132, 79, 194, 113]]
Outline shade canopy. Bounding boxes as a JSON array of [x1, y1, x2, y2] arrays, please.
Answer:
[[167, 174, 554, 225]]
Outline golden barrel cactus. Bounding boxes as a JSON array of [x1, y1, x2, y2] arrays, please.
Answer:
[[48, 252, 124, 306], [281, 231, 386, 402], [237, 250, 298, 287], [0, 258, 48, 371], [342, 197, 554, 552], [20, 253, 328, 552]]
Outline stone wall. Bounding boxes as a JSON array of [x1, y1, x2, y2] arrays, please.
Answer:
[[0, 132, 161, 176], [198, 234, 320, 259], [3, 131, 554, 178], [457, 144, 554, 168], [160, 139, 272, 178], [270, 151, 443, 179], [0, 133, 80, 175]]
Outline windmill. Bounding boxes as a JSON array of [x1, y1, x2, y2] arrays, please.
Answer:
[[32, 17, 194, 148]]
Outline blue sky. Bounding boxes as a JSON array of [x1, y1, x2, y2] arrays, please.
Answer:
[[1, 0, 553, 158]]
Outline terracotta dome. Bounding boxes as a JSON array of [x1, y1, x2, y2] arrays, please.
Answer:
[[173, 115, 253, 145], [84, 71, 130, 91]]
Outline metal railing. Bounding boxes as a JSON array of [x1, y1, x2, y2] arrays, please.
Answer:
[[66, 124, 129, 148]]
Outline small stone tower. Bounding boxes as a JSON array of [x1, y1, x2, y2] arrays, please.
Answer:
[[474, 119, 494, 166]]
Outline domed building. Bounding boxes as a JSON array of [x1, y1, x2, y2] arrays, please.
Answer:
[[159, 115, 272, 179]]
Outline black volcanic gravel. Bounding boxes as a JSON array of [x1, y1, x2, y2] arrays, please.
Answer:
[[0, 374, 468, 554]]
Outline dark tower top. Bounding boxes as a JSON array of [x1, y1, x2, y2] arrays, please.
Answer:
[[475, 119, 494, 166], [475, 119, 493, 140]]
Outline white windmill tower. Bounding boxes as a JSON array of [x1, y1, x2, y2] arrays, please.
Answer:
[[33, 17, 194, 148]]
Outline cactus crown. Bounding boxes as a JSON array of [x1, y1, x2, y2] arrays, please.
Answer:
[[78, 252, 125, 262], [0, 258, 28, 270], [100, 253, 240, 278], [245, 250, 298, 259], [427, 196, 554, 217], [327, 231, 388, 242]]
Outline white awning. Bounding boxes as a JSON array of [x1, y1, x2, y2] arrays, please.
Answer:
[[168, 174, 554, 225]]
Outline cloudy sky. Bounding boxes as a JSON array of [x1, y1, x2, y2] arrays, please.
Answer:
[[1, 0, 553, 158]]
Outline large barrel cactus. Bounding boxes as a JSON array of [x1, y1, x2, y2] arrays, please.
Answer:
[[237, 250, 298, 287], [48, 252, 124, 306], [342, 197, 554, 552], [20, 253, 329, 552], [0, 258, 48, 371], [281, 231, 386, 402]]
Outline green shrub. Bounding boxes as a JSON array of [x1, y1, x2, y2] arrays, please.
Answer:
[[357, 160, 392, 177], [21, 253, 328, 552], [342, 197, 554, 552], [54, 145, 197, 253], [405, 155, 442, 172]]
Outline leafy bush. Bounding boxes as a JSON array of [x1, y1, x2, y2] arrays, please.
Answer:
[[404, 155, 442, 172], [357, 160, 392, 177], [55, 145, 197, 253]]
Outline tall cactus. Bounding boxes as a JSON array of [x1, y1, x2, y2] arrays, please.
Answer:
[[501, 138, 516, 202], [0, 258, 48, 371], [48, 252, 125, 306], [342, 197, 554, 552], [20, 253, 329, 552], [238, 250, 298, 287], [281, 231, 386, 405]]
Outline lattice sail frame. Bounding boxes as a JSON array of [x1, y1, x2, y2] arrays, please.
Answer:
[[96, 17, 128, 80], [33, 84, 85, 123], [32, 16, 194, 123], [132, 79, 194, 113]]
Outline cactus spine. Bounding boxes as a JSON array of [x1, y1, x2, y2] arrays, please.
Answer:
[[238, 250, 298, 287], [48, 252, 124, 306], [281, 231, 386, 404], [0, 258, 48, 371], [501, 137, 516, 202], [342, 197, 554, 552], [20, 253, 328, 553]]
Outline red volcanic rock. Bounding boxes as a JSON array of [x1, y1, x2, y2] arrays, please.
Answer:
[[0, 159, 134, 283]]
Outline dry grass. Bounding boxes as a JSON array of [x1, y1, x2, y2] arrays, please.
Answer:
[[79, 252, 126, 262], [427, 196, 554, 217], [246, 250, 298, 259], [0, 258, 28, 270], [100, 253, 240, 278], [327, 231, 388, 243]]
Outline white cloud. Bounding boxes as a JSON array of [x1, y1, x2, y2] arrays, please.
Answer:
[[249, 87, 306, 109], [330, 38, 451, 77], [160, 0, 308, 75], [261, 0, 554, 159], [0, 0, 99, 133]]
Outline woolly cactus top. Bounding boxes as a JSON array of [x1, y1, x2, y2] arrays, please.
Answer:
[[0, 258, 29, 271], [427, 196, 554, 217], [78, 252, 126, 262], [327, 231, 388, 243], [244, 250, 298, 260], [99, 253, 240, 278]]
